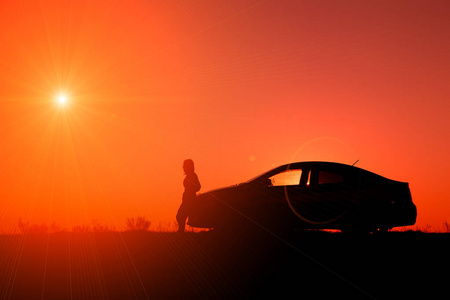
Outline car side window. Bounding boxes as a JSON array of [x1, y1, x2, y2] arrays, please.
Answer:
[[318, 171, 344, 184], [269, 169, 302, 187]]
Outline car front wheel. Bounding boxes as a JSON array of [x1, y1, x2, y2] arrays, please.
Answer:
[[340, 226, 372, 236]]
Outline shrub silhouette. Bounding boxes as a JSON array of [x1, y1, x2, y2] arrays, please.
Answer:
[[17, 219, 62, 234], [72, 225, 92, 233], [126, 216, 151, 231], [16, 219, 117, 234], [71, 221, 115, 233]]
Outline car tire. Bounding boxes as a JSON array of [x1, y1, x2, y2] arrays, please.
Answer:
[[374, 227, 389, 235], [340, 226, 371, 236]]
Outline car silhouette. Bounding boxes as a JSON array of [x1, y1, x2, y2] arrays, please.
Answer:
[[188, 161, 417, 234]]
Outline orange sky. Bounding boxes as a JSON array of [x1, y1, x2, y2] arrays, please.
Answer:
[[0, 0, 449, 232]]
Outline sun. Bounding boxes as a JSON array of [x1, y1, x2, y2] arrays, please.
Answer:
[[56, 93, 68, 106]]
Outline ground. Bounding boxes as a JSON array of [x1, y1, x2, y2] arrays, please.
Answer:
[[0, 229, 448, 299]]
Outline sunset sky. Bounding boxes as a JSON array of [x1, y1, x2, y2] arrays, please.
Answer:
[[0, 0, 449, 232]]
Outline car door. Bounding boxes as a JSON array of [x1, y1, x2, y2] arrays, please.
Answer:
[[283, 169, 322, 226], [297, 169, 354, 225], [250, 168, 304, 229]]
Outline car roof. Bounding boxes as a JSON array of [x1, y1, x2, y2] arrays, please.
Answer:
[[274, 161, 356, 172], [259, 161, 402, 183]]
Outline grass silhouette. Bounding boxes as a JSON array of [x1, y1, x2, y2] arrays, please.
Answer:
[[125, 216, 151, 232], [1, 220, 449, 299]]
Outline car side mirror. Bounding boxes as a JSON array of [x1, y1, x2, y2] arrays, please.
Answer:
[[262, 178, 272, 187], [251, 178, 272, 188]]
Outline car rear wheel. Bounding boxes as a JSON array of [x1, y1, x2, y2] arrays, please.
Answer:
[[373, 227, 389, 235]]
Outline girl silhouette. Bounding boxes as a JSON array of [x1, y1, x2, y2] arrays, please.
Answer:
[[176, 159, 201, 232]]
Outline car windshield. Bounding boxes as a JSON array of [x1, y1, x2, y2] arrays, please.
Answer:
[[243, 164, 297, 184], [243, 166, 281, 184]]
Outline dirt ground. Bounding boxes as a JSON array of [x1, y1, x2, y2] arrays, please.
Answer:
[[0, 229, 448, 299]]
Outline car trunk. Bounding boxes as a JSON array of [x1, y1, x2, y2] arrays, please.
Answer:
[[388, 181, 417, 226]]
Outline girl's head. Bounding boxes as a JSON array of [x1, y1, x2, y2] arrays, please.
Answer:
[[183, 159, 195, 174]]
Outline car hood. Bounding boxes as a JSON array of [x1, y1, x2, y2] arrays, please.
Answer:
[[197, 184, 242, 198]]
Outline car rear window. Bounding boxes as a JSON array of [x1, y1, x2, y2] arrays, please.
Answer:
[[318, 171, 344, 184]]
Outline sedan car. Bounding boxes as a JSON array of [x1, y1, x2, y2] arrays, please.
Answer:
[[187, 161, 416, 234]]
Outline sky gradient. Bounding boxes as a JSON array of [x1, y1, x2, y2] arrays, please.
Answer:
[[1, 0, 449, 232]]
